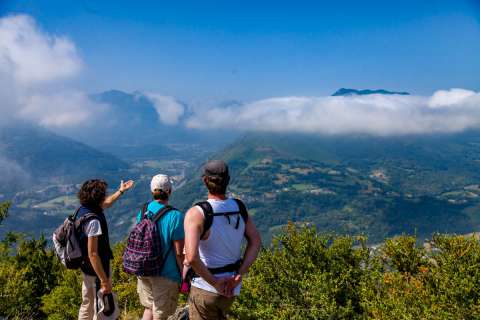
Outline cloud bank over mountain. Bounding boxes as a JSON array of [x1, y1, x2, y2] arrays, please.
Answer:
[[144, 93, 185, 125], [186, 89, 480, 135], [0, 155, 30, 189], [1, 14, 479, 137], [0, 14, 176, 130]]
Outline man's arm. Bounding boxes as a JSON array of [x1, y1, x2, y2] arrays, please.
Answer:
[[173, 239, 185, 273], [184, 206, 228, 295], [102, 180, 134, 209], [238, 217, 262, 275], [225, 217, 262, 296], [87, 236, 111, 293]]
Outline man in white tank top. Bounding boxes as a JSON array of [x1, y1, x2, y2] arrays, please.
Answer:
[[185, 160, 262, 320]]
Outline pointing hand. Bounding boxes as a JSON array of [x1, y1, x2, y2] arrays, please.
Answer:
[[119, 180, 134, 193]]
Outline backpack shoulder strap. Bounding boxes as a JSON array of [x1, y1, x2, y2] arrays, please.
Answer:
[[233, 198, 249, 224], [195, 201, 214, 239], [141, 202, 150, 219], [74, 211, 100, 230], [72, 207, 81, 220], [151, 205, 175, 224]]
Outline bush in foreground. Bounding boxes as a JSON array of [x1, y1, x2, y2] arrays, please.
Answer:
[[232, 224, 480, 319], [232, 224, 370, 319], [2, 211, 480, 319]]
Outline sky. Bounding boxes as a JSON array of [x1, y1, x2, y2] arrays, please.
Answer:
[[1, 0, 479, 101], [1, 1, 480, 138]]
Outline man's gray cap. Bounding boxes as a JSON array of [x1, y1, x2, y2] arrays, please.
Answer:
[[203, 160, 229, 178]]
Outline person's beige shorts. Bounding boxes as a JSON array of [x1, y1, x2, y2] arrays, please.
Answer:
[[137, 276, 179, 320]]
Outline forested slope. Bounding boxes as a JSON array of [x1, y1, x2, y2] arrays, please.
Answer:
[[173, 132, 480, 243], [2, 201, 480, 319]]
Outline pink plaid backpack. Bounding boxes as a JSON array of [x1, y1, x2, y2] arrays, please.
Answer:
[[123, 204, 174, 276]]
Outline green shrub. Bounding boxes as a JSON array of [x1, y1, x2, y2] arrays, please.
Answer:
[[361, 236, 432, 319], [2, 213, 480, 320], [0, 201, 10, 225], [232, 223, 370, 319], [111, 241, 143, 319], [232, 225, 480, 319], [0, 233, 60, 319], [0, 262, 35, 319], [41, 270, 82, 320]]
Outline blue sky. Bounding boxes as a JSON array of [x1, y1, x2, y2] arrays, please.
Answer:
[[1, 0, 479, 101]]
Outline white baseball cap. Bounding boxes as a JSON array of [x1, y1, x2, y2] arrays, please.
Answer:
[[150, 174, 172, 193]]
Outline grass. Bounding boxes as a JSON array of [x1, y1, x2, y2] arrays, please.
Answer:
[[34, 196, 77, 210], [17, 199, 34, 209], [292, 184, 316, 191]]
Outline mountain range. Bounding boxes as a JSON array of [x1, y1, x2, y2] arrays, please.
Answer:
[[172, 131, 480, 242], [332, 88, 410, 96], [0, 124, 128, 196], [2, 88, 480, 244], [57, 90, 240, 148]]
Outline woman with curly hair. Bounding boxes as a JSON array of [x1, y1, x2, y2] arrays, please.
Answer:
[[77, 179, 134, 320]]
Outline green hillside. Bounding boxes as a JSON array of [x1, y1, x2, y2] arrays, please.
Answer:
[[0, 125, 209, 242], [172, 132, 480, 242], [0, 125, 128, 191]]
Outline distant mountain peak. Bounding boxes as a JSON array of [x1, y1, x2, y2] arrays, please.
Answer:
[[332, 88, 410, 96], [215, 99, 243, 109], [97, 89, 132, 99]]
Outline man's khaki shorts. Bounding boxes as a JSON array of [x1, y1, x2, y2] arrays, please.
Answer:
[[188, 286, 235, 320], [137, 276, 179, 320]]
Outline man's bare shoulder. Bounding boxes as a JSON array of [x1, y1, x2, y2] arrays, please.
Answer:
[[185, 205, 204, 223]]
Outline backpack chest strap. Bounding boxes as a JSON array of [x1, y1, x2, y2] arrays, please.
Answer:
[[213, 211, 242, 228], [195, 199, 249, 239], [212, 211, 241, 216]]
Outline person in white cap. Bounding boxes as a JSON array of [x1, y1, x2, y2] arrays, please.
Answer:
[[135, 174, 185, 320]]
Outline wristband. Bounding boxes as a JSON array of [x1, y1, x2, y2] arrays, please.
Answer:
[[118, 189, 124, 195]]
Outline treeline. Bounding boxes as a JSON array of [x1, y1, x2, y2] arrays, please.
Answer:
[[1, 201, 480, 319], [234, 225, 480, 319]]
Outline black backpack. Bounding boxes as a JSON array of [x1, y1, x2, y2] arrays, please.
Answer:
[[52, 208, 97, 269], [194, 198, 249, 239]]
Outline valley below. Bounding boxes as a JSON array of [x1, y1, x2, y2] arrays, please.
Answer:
[[4, 130, 480, 244], [172, 133, 480, 243], [2, 90, 480, 245], [0, 143, 208, 243]]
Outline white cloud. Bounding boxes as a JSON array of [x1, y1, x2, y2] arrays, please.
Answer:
[[0, 156, 30, 187], [1, 15, 479, 138], [145, 93, 185, 125], [0, 15, 82, 85], [186, 89, 480, 135], [428, 88, 478, 108], [18, 91, 108, 127], [0, 14, 102, 129]]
